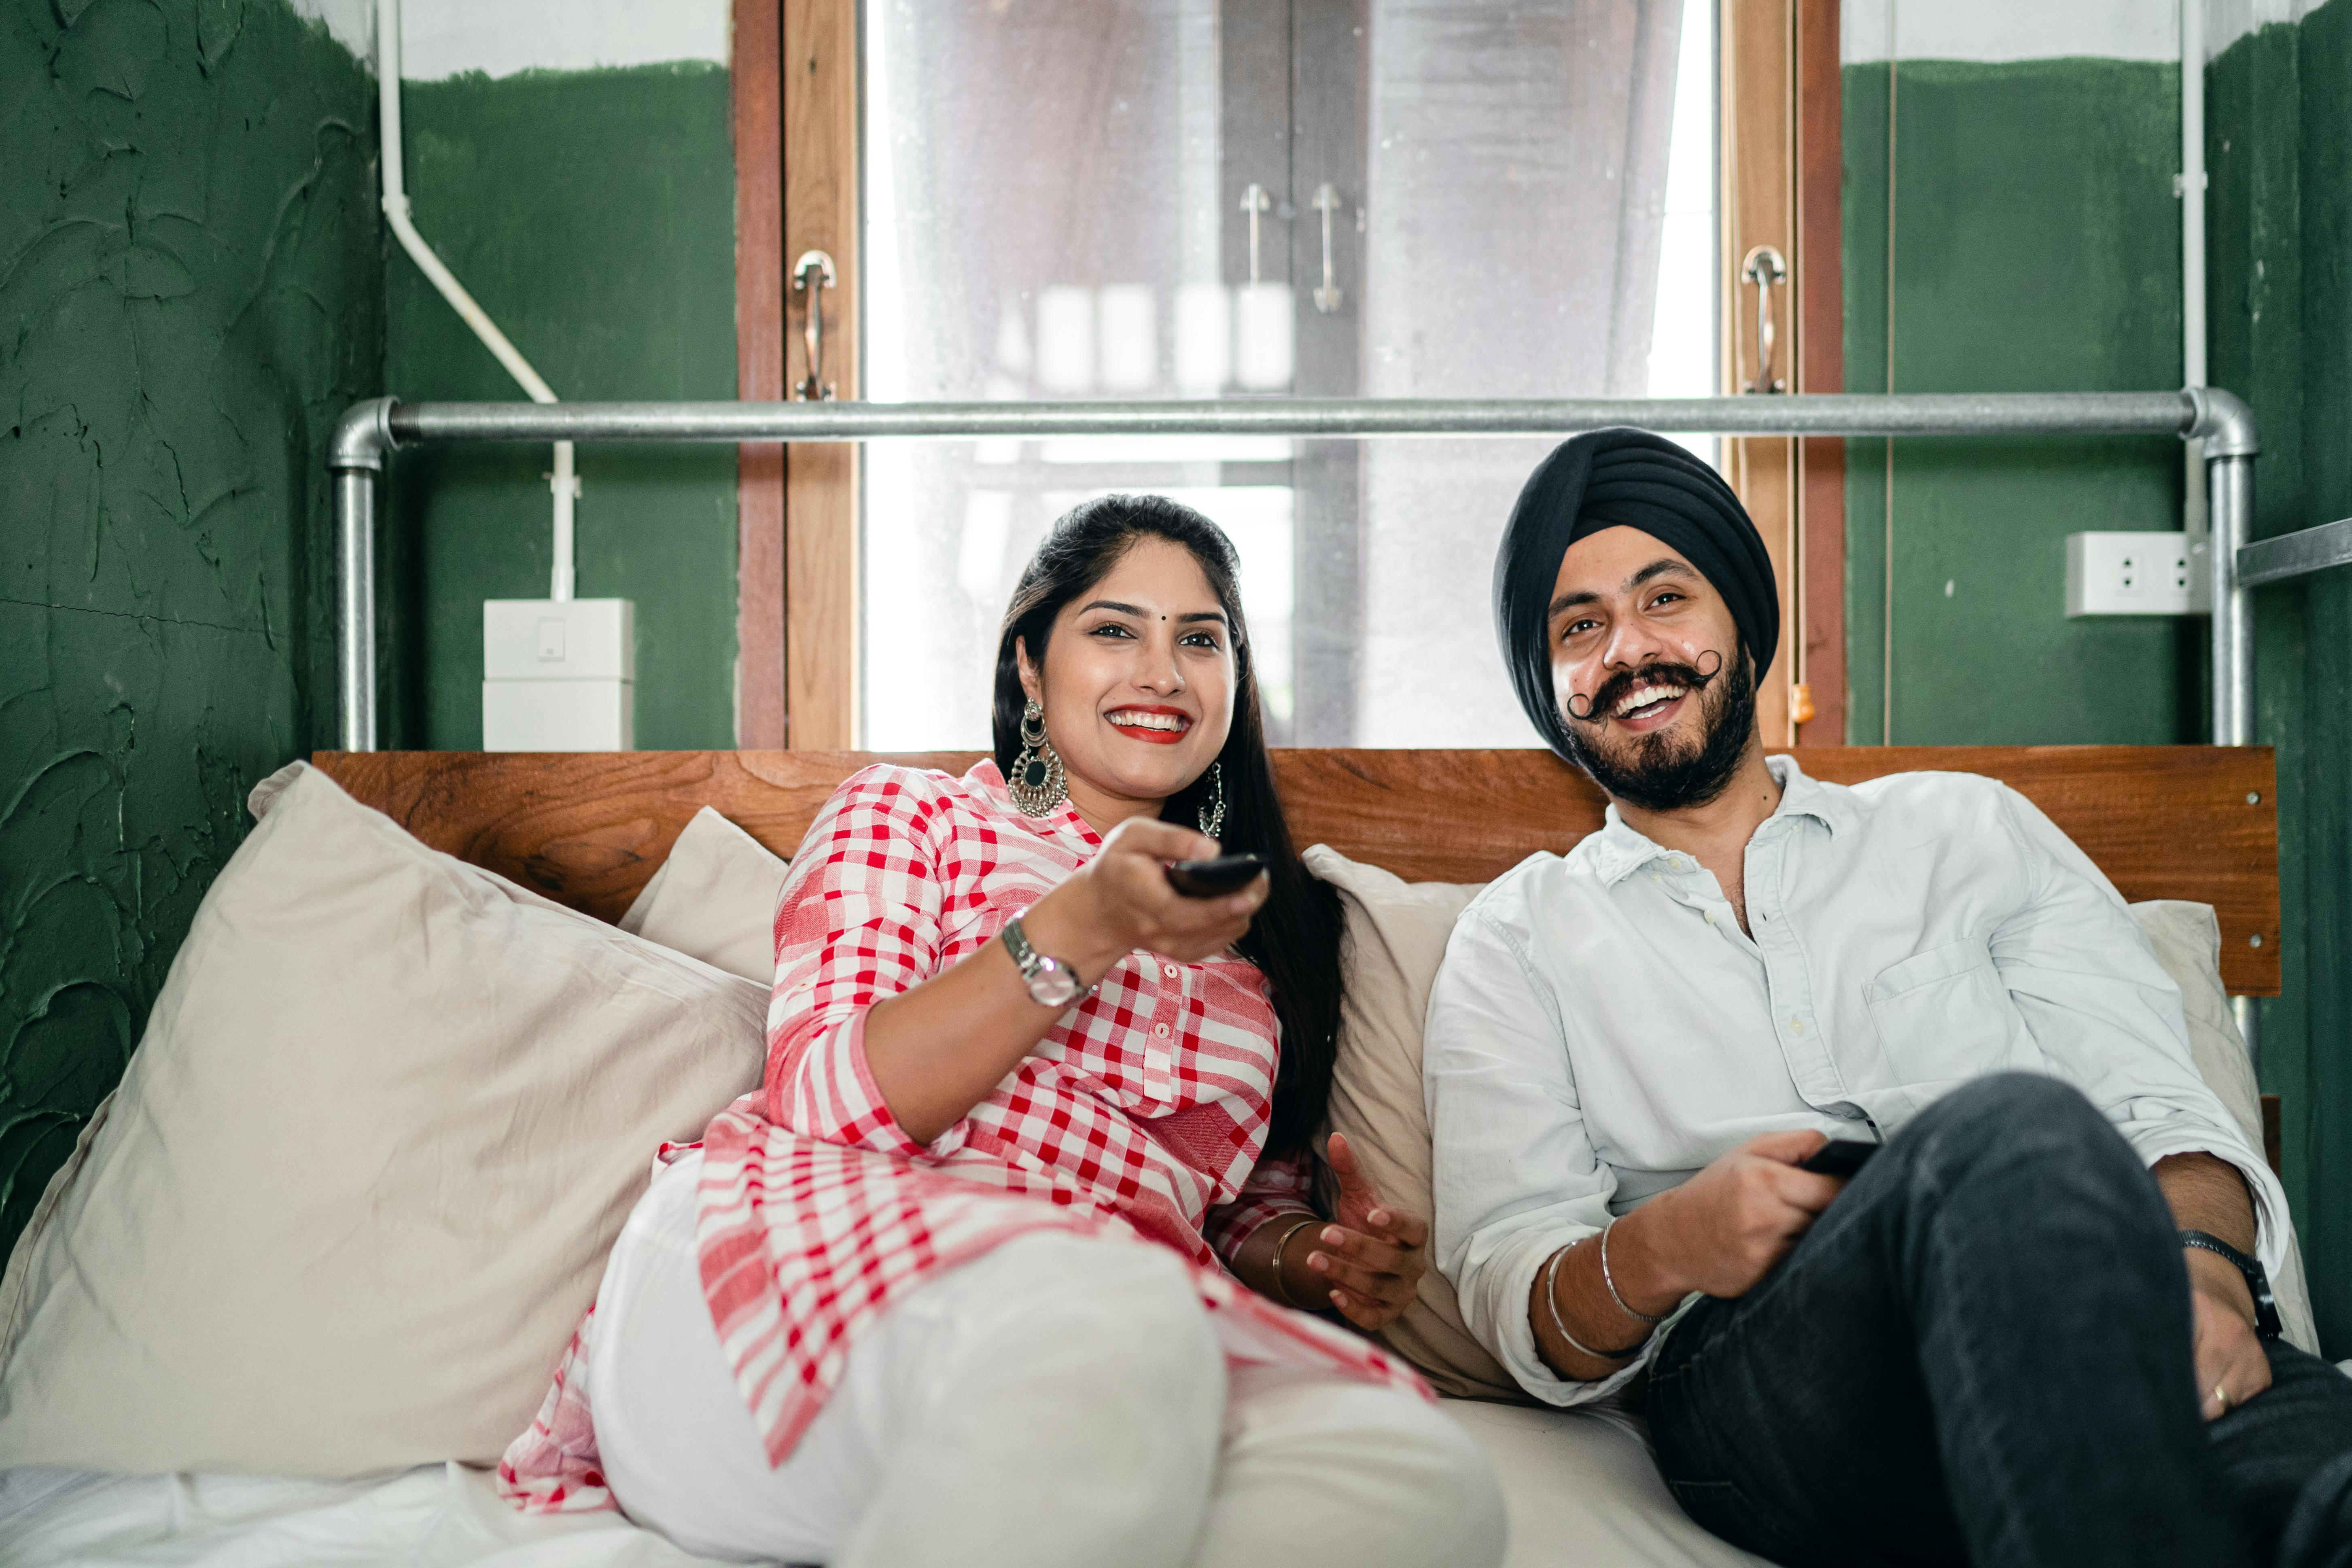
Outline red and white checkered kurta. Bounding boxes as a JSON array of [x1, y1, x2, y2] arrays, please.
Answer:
[[500, 760, 1427, 1513]]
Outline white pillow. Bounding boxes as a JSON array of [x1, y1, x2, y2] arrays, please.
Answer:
[[0, 763, 767, 1477], [1303, 847, 2321, 1393], [619, 806, 790, 985]]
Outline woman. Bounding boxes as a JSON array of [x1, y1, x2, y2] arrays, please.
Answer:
[[501, 495, 1505, 1568]]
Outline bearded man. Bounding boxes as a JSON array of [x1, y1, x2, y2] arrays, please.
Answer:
[[1423, 429, 2352, 1568]]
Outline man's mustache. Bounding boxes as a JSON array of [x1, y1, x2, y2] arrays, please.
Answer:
[[1565, 650, 1726, 726]]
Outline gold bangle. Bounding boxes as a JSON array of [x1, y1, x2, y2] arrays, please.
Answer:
[[1267, 1215, 1322, 1309], [1542, 1241, 1648, 1363]]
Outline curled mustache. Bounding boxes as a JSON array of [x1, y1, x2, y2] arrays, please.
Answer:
[[1564, 648, 1726, 725]]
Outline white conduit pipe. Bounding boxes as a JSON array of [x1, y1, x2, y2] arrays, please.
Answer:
[[2182, 0, 2208, 538], [375, 0, 577, 601]]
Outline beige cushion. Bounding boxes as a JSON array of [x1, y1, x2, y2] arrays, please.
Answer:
[[619, 805, 790, 985], [1302, 845, 1516, 1400], [0, 763, 766, 1478], [1305, 846, 2320, 1393]]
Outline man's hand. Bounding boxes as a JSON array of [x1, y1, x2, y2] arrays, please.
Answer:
[[2187, 1249, 2271, 1419], [1620, 1130, 1848, 1302], [2153, 1152, 2270, 1420]]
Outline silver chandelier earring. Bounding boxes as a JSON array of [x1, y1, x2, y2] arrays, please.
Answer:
[[1008, 699, 1068, 816], [1197, 761, 1226, 838]]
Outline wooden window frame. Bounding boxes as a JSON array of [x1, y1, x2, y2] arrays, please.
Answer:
[[1722, 0, 1845, 745], [738, 1, 1844, 750], [734, 0, 859, 749]]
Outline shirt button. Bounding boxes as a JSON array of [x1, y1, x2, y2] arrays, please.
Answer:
[[1704, 910, 1717, 925], [1789, 1017, 1805, 1035], [1154, 1023, 1171, 1039], [1164, 964, 1180, 978]]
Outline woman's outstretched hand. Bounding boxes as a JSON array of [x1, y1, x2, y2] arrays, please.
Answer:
[[1301, 1131, 1429, 1332], [1025, 816, 1267, 976]]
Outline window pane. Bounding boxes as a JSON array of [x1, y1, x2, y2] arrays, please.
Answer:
[[862, 0, 1711, 750]]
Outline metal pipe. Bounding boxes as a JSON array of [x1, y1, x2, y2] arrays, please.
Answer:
[[2208, 447, 2261, 1069], [2209, 453, 2257, 749], [329, 388, 2254, 758], [376, 0, 575, 600], [375, 390, 2204, 448], [335, 468, 377, 753], [2237, 516, 2352, 589], [2181, 0, 2209, 539]]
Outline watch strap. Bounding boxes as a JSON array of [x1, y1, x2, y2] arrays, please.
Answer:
[[999, 914, 1096, 1006], [2180, 1229, 2282, 1339]]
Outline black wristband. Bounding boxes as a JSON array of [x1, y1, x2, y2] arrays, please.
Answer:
[[2180, 1229, 2282, 1339]]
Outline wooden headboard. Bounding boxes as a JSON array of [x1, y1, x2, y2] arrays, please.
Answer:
[[315, 746, 2280, 997]]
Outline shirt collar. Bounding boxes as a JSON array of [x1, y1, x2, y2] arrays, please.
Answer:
[[1582, 753, 1851, 885]]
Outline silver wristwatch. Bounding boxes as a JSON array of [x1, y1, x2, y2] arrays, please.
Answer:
[[1000, 915, 1093, 1008]]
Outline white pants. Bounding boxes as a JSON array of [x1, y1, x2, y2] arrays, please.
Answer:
[[589, 1153, 1504, 1568]]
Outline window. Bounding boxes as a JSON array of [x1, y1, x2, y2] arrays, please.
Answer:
[[861, 0, 1716, 749]]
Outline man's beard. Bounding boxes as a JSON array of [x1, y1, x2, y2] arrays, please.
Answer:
[[1558, 650, 1757, 813]]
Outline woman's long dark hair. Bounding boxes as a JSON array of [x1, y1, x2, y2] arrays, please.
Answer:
[[993, 494, 1342, 1161]]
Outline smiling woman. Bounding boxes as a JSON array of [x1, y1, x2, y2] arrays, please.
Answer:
[[988, 494, 1342, 1159], [492, 491, 1501, 1566]]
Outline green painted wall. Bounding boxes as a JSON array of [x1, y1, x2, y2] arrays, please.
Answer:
[[2208, 0, 2352, 1354], [0, 0, 380, 1254], [1842, 57, 2194, 749], [381, 64, 739, 751], [1845, 12, 2352, 1352]]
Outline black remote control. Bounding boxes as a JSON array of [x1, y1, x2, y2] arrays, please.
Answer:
[[1798, 1139, 1880, 1179], [1165, 853, 1266, 897]]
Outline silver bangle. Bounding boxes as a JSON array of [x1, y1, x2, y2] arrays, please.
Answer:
[[1600, 1220, 1672, 1325], [1541, 1240, 1648, 1363], [1267, 1216, 1322, 1310]]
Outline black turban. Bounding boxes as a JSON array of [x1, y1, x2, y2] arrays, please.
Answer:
[[1491, 428, 1778, 761]]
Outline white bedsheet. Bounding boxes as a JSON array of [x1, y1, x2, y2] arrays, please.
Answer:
[[0, 1462, 739, 1568]]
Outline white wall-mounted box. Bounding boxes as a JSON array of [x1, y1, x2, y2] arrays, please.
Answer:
[[483, 598, 634, 751], [2064, 532, 2211, 618]]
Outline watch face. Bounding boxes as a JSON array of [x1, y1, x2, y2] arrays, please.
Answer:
[[1026, 959, 1083, 1008]]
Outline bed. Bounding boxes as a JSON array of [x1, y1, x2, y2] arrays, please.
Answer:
[[0, 743, 2295, 1568]]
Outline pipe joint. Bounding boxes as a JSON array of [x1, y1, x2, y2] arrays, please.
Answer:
[[2187, 387, 2260, 458], [329, 397, 399, 473]]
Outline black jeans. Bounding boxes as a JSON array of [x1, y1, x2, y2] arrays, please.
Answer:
[[1646, 1074, 2352, 1568]]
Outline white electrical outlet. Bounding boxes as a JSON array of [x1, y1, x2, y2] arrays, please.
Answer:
[[483, 598, 635, 750], [2064, 532, 2210, 617]]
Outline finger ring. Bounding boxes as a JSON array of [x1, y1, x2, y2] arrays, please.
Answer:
[[2214, 1383, 2232, 1413]]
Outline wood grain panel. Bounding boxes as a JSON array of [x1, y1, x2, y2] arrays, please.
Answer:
[[314, 745, 2279, 993], [1721, 0, 1799, 747], [782, 0, 859, 747], [732, 0, 787, 747], [1794, 0, 1846, 743]]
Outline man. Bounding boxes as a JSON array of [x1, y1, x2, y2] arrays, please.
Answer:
[[1424, 428, 2352, 1568]]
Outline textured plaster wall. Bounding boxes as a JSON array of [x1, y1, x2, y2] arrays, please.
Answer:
[[0, 0, 381, 1254], [381, 63, 738, 751], [2208, 0, 2352, 1353]]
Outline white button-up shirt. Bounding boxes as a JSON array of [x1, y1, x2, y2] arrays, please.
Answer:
[[1424, 755, 2286, 1407]]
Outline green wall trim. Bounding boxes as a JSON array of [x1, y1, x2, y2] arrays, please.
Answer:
[[0, 0, 381, 1256], [382, 62, 740, 751]]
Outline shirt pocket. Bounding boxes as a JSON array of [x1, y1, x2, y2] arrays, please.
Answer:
[[1864, 936, 2040, 1086]]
